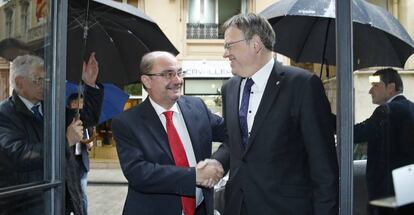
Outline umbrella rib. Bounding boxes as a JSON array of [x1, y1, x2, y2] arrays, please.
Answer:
[[294, 17, 321, 62], [96, 15, 151, 51]]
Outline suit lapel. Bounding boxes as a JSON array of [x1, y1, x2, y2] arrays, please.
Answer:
[[244, 62, 284, 155], [12, 91, 43, 140], [178, 97, 202, 161], [139, 99, 174, 162]]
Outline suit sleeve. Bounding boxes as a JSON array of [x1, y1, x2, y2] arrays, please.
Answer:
[[300, 75, 339, 215], [354, 105, 389, 144], [211, 83, 230, 173], [112, 116, 196, 196], [80, 83, 104, 128]]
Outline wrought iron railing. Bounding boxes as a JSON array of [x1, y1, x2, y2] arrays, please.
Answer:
[[186, 23, 222, 39]]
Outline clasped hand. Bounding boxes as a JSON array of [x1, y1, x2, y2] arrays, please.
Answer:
[[66, 118, 84, 147], [196, 159, 224, 188]]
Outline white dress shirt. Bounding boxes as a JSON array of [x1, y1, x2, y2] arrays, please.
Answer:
[[239, 58, 274, 136], [149, 97, 204, 210]]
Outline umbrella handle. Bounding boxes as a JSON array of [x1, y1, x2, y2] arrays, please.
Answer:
[[75, 80, 82, 120]]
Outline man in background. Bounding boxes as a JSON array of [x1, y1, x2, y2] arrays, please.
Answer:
[[0, 53, 103, 215], [355, 68, 414, 215]]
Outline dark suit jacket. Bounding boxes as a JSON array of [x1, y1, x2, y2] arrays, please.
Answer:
[[213, 61, 339, 215], [355, 95, 414, 201], [112, 96, 226, 215]]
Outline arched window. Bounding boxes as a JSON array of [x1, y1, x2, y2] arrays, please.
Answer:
[[5, 9, 13, 37], [20, 1, 30, 39]]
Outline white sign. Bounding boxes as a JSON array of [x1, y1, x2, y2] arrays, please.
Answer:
[[182, 60, 233, 78]]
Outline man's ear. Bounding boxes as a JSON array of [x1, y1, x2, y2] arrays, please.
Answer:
[[15, 76, 24, 90], [386, 82, 397, 94], [141, 75, 151, 89], [251, 35, 263, 53]]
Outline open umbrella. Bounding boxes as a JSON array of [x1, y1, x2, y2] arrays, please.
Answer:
[[67, 0, 179, 87], [260, 0, 414, 73], [66, 81, 129, 124]]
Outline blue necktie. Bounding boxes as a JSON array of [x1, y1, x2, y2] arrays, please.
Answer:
[[239, 78, 254, 147], [31, 105, 43, 122]]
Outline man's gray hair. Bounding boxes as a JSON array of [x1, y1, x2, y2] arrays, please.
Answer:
[[223, 13, 275, 51], [10, 54, 44, 89]]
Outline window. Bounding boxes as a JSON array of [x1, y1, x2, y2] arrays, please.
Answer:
[[5, 9, 13, 37], [0, 0, 65, 214], [187, 0, 247, 39], [20, 1, 30, 39], [366, 0, 388, 10]]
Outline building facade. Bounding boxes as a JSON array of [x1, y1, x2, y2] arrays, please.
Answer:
[[0, 0, 414, 213]]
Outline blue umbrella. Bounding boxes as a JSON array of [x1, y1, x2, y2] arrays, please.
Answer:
[[66, 81, 129, 124]]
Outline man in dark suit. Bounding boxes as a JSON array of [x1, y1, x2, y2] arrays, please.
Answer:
[[112, 51, 226, 215], [0, 53, 103, 215], [354, 68, 414, 215], [212, 13, 339, 215]]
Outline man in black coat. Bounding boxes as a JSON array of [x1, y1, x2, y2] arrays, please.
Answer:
[[0, 53, 103, 215], [355, 68, 414, 215]]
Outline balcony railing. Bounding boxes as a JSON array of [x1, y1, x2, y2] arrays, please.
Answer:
[[186, 23, 222, 39]]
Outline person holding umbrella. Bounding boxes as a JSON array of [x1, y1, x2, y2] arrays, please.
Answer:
[[0, 53, 103, 215], [66, 92, 96, 215], [211, 13, 339, 215]]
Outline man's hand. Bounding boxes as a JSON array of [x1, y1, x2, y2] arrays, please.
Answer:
[[196, 159, 224, 188], [66, 119, 84, 147], [82, 52, 99, 87]]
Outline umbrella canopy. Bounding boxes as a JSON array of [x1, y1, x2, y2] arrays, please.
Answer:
[[66, 81, 129, 124], [260, 0, 414, 71], [67, 0, 179, 87]]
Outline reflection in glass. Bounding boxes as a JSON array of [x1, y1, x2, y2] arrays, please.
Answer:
[[0, 187, 46, 214], [0, 0, 48, 189]]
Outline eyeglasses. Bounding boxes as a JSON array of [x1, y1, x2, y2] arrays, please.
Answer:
[[27, 76, 45, 85], [224, 39, 248, 50], [145, 69, 186, 80]]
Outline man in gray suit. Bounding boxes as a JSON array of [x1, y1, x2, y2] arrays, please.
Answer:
[[212, 13, 339, 215]]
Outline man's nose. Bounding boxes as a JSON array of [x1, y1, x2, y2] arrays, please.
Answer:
[[223, 49, 230, 59], [170, 73, 183, 83]]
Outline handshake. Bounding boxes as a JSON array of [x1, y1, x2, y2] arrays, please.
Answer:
[[196, 159, 224, 188]]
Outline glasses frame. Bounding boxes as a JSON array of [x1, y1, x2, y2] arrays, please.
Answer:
[[144, 68, 186, 80], [26, 76, 46, 85], [224, 38, 249, 50]]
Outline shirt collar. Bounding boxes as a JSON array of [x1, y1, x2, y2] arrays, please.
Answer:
[[149, 97, 180, 117], [249, 58, 274, 91], [387, 93, 403, 103], [18, 95, 42, 113]]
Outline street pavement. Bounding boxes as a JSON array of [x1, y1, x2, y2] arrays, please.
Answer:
[[87, 168, 128, 215]]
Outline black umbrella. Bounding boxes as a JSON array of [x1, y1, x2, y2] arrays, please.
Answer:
[[260, 0, 414, 73], [67, 0, 179, 87]]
